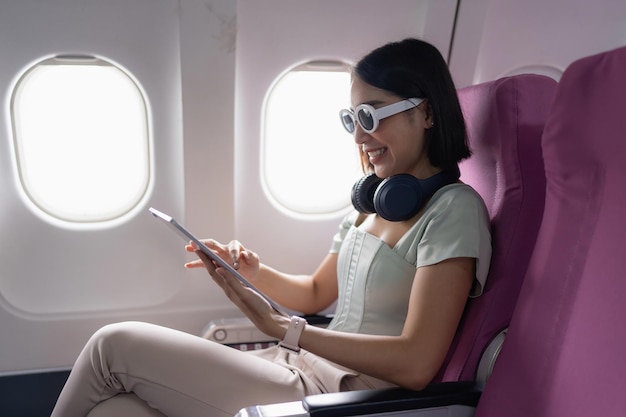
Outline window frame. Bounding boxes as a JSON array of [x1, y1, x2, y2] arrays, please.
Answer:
[[260, 59, 362, 219], [9, 55, 152, 226]]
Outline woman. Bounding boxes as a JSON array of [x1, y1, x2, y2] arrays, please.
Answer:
[[51, 38, 491, 417]]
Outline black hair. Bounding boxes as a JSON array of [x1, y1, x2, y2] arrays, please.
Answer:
[[354, 38, 470, 170]]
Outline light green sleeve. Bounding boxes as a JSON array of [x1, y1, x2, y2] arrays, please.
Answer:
[[414, 186, 492, 297]]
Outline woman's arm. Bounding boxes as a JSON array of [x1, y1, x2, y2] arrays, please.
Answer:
[[186, 240, 339, 315], [254, 254, 339, 314], [298, 257, 474, 390]]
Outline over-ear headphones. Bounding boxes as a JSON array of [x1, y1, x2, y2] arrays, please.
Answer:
[[351, 166, 460, 222]]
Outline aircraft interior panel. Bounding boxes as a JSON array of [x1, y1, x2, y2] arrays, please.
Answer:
[[0, 0, 190, 374], [450, 0, 626, 86]]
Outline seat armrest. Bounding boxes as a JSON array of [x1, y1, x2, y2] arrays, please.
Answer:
[[302, 381, 481, 417], [235, 382, 480, 417]]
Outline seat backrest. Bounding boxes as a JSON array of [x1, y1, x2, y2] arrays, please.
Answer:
[[476, 45, 626, 417], [434, 74, 557, 383]]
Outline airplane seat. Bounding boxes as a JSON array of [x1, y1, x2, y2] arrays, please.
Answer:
[[436, 73, 557, 385], [473, 44, 626, 417], [234, 73, 558, 417]]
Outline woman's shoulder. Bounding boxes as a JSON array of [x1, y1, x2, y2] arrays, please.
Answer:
[[430, 183, 487, 209]]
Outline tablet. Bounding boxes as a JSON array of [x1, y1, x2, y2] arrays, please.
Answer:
[[149, 207, 284, 314]]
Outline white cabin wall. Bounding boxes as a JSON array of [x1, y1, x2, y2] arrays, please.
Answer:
[[450, 0, 626, 87], [0, 0, 460, 375], [0, 0, 239, 374], [180, 0, 237, 241]]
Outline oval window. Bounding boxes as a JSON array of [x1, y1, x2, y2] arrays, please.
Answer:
[[262, 61, 362, 217], [11, 56, 150, 223]]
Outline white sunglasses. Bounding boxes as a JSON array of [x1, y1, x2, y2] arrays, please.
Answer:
[[339, 97, 424, 134]]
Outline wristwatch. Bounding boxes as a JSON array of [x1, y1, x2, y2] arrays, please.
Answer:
[[279, 316, 307, 353]]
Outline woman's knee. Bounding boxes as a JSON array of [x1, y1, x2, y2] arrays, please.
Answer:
[[86, 321, 151, 363]]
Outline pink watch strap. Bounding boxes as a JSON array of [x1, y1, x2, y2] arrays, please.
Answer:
[[279, 316, 307, 353]]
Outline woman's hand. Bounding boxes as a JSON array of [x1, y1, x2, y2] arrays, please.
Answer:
[[185, 239, 262, 281], [191, 247, 289, 339]]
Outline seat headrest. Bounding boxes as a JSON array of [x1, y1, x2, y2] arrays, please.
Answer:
[[542, 45, 626, 178], [459, 74, 556, 218]]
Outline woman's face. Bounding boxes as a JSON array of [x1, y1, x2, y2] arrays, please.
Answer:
[[350, 77, 437, 179]]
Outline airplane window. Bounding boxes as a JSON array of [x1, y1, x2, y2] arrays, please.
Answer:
[[10, 56, 150, 224], [263, 61, 362, 217]]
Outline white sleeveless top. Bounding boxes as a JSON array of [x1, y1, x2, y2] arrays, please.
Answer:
[[327, 183, 491, 336]]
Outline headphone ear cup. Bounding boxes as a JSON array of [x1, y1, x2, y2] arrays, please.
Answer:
[[351, 173, 383, 214], [352, 167, 460, 221], [373, 174, 423, 221]]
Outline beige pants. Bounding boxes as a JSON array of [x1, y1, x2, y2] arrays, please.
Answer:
[[50, 321, 393, 417]]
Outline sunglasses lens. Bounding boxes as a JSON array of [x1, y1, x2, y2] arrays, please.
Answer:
[[357, 107, 375, 132], [340, 110, 355, 133]]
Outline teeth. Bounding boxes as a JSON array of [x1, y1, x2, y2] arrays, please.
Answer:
[[368, 148, 386, 158]]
